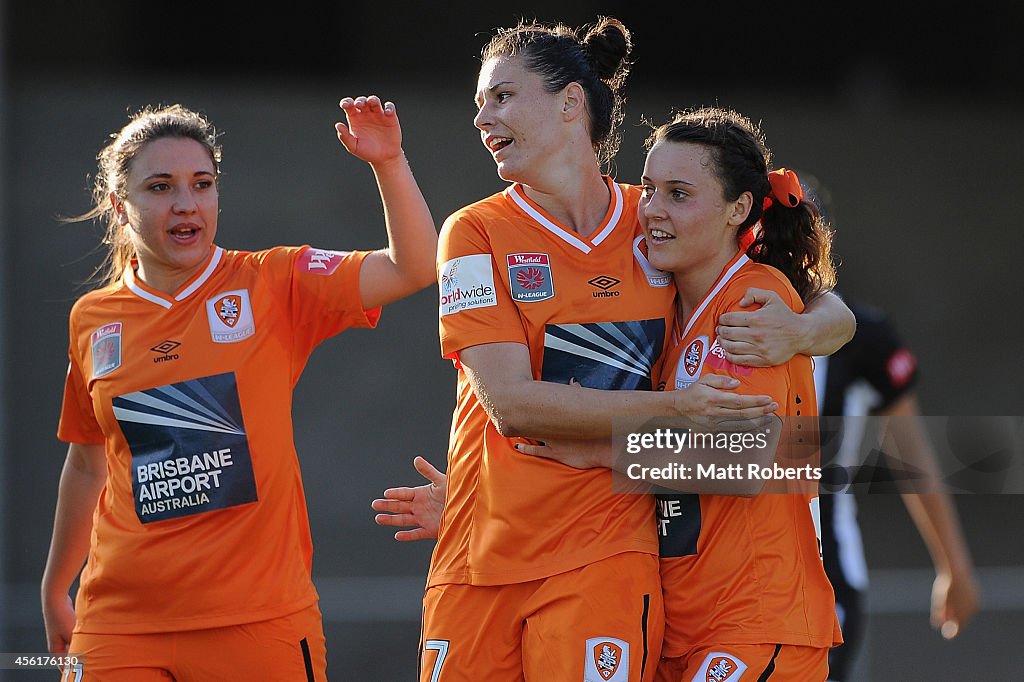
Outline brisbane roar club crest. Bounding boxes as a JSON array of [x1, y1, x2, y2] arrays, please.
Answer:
[[507, 252, 555, 302], [206, 289, 256, 343], [676, 335, 709, 389], [697, 652, 747, 682], [585, 637, 629, 682], [217, 295, 242, 327]]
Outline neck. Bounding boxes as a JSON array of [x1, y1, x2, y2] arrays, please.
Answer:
[[673, 248, 741, 324], [520, 158, 609, 237], [134, 248, 212, 296]]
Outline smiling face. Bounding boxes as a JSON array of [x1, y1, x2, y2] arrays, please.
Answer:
[[112, 136, 218, 292], [639, 141, 752, 278], [473, 55, 571, 183]]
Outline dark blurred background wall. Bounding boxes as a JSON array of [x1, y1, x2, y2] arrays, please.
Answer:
[[2, 1, 1023, 679]]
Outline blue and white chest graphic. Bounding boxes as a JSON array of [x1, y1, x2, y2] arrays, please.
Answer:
[[541, 319, 665, 391], [112, 372, 258, 523]]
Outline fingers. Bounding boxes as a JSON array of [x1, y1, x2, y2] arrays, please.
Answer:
[[394, 528, 434, 542], [717, 310, 753, 328], [334, 121, 354, 148], [514, 442, 550, 458], [371, 499, 409, 515], [697, 374, 741, 389], [413, 456, 445, 484], [47, 635, 66, 656], [374, 512, 418, 527], [713, 404, 778, 419], [720, 353, 772, 368], [372, 487, 416, 504], [720, 290, 782, 325], [339, 95, 394, 117], [340, 95, 380, 112], [717, 396, 777, 415], [717, 391, 775, 410], [737, 287, 779, 308], [715, 335, 772, 366], [694, 374, 776, 413]]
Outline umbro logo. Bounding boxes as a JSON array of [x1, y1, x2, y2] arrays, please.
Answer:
[[150, 340, 181, 363], [589, 275, 621, 298]]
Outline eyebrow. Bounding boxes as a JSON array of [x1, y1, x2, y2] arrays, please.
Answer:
[[641, 176, 696, 186], [142, 170, 215, 181], [474, 81, 515, 103]]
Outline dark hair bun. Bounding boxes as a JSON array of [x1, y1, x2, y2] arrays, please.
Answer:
[[582, 17, 631, 81]]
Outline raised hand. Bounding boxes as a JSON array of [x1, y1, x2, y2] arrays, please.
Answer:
[[335, 95, 403, 166]]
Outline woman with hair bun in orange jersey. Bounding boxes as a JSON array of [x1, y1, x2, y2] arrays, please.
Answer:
[[382, 17, 854, 682]]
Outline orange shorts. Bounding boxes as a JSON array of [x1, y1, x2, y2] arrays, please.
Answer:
[[654, 643, 829, 682], [420, 552, 664, 682], [65, 602, 326, 681]]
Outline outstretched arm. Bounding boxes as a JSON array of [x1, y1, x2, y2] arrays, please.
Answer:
[[41, 443, 106, 655], [336, 95, 438, 309], [882, 394, 980, 638], [372, 456, 446, 541], [716, 289, 855, 367]]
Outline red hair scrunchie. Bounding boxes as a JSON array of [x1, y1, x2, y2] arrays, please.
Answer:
[[738, 224, 760, 252], [762, 167, 804, 211]]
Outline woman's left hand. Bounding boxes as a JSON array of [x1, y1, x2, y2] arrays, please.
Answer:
[[335, 95, 403, 165]]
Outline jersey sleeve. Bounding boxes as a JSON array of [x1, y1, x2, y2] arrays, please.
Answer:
[[848, 302, 918, 410], [57, 314, 104, 445], [437, 208, 528, 363], [706, 270, 817, 488], [705, 269, 802, 407], [260, 246, 382, 350]]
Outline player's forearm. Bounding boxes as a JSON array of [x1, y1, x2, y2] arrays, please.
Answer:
[[798, 291, 855, 356], [41, 447, 106, 598], [901, 492, 975, 576], [884, 401, 976, 576], [370, 152, 438, 292], [483, 380, 676, 439]]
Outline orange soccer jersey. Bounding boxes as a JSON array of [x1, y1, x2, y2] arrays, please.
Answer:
[[655, 251, 842, 656], [429, 178, 677, 587], [58, 245, 379, 634]]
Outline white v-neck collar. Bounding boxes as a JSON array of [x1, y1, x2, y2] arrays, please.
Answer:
[[680, 253, 751, 339], [123, 246, 225, 309], [506, 178, 624, 254]]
